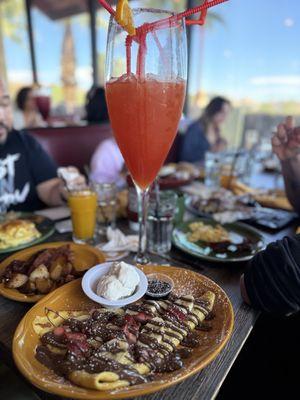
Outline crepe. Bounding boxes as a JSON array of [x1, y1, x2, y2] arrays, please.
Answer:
[[0, 219, 41, 250], [33, 292, 215, 391]]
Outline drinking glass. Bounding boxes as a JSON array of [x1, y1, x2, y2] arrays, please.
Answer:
[[92, 182, 117, 235], [147, 191, 178, 253], [68, 189, 97, 244], [105, 8, 187, 263], [205, 152, 221, 188]]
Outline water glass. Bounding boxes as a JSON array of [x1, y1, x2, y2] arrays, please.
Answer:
[[147, 191, 178, 253], [92, 182, 117, 235], [220, 150, 250, 186], [204, 152, 221, 188]]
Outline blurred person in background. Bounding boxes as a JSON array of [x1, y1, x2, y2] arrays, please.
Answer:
[[0, 79, 84, 212], [87, 86, 125, 187], [272, 116, 300, 214], [14, 87, 45, 130], [179, 96, 231, 163], [85, 86, 109, 123]]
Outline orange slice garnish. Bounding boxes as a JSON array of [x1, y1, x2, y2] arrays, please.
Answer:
[[115, 0, 136, 36]]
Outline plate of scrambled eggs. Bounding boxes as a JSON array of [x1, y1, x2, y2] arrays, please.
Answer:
[[172, 218, 264, 262], [0, 213, 55, 253]]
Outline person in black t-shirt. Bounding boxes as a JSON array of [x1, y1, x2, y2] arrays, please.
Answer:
[[0, 79, 84, 212], [240, 235, 300, 315]]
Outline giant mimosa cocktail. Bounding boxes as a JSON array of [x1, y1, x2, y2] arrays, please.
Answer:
[[106, 76, 185, 190], [105, 8, 187, 263]]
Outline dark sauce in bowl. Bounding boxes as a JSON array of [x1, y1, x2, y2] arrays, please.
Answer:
[[146, 274, 174, 299]]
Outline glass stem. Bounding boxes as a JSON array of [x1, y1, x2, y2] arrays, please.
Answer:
[[135, 184, 149, 264]]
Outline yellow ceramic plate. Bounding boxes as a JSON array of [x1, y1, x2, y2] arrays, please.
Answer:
[[0, 242, 105, 302], [13, 265, 234, 399]]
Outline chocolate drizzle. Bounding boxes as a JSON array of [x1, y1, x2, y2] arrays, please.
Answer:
[[35, 294, 215, 387]]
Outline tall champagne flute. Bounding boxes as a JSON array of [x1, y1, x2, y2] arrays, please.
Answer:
[[105, 8, 187, 264]]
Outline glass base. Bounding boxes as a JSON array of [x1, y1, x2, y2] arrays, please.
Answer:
[[72, 235, 95, 245], [134, 252, 150, 265]]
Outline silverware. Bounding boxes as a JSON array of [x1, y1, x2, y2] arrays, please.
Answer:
[[149, 251, 203, 270]]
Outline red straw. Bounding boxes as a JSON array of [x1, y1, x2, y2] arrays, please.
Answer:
[[147, 0, 229, 31], [98, 0, 229, 78], [125, 35, 133, 75], [98, 0, 115, 16], [136, 26, 147, 78]]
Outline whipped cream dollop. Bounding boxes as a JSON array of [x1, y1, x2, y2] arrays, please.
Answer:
[[96, 261, 140, 301]]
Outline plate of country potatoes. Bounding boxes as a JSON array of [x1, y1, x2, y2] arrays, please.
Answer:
[[0, 242, 105, 302], [13, 264, 234, 399]]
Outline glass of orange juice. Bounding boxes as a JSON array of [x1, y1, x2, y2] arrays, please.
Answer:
[[68, 189, 97, 244]]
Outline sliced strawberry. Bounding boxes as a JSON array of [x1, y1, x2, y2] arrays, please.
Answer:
[[67, 342, 83, 357], [167, 305, 186, 321], [124, 314, 140, 330], [124, 314, 136, 325], [67, 338, 89, 355], [65, 332, 87, 342], [53, 326, 65, 336], [134, 312, 152, 323], [76, 340, 90, 353], [123, 324, 137, 344]]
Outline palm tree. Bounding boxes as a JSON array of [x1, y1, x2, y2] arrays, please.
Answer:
[[61, 19, 77, 112]]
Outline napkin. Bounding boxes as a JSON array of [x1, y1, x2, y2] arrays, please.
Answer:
[[35, 206, 70, 221], [99, 227, 138, 252], [213, 210, 253, 224], [55, 219, 72, 233]]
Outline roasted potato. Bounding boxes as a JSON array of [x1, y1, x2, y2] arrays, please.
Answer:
[[18, 280, 36, 294], [29, 264, 49, 281], [49, 263, 63, 281], [35, 278, 53, 294], [5, 273, 28, 289], [62, 262, 73, 276]]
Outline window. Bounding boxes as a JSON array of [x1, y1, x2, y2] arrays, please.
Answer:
[[31, 0, 92, 114], [187, 0, 300, 147], [0, 0, 32, 100]]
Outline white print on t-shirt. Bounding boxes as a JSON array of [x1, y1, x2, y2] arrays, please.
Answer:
[[0, 153, 30, 210]]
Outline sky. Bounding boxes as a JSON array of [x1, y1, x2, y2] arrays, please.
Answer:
[[189, 0, 300, 102], [3, 0, 300, 103]]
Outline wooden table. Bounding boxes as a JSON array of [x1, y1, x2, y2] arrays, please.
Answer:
[[0, 220, 297, 400]]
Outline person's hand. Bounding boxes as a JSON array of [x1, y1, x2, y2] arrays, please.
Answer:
[[272, 116, 300, 161], [58, 167, 87, 200]]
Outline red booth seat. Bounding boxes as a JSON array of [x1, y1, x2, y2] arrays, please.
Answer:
[[28, 123, 113, 172], [28, 123, 181, 174]]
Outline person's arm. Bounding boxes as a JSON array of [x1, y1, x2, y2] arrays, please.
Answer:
[[280, 156, 300, 214], [23, 133, 85, 207], [240, 274, 251, 305], [37, 178, 64, 206], [90, 139, 124, 184], [212, 137, 227, 153], [272, 117, 300, 213]]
